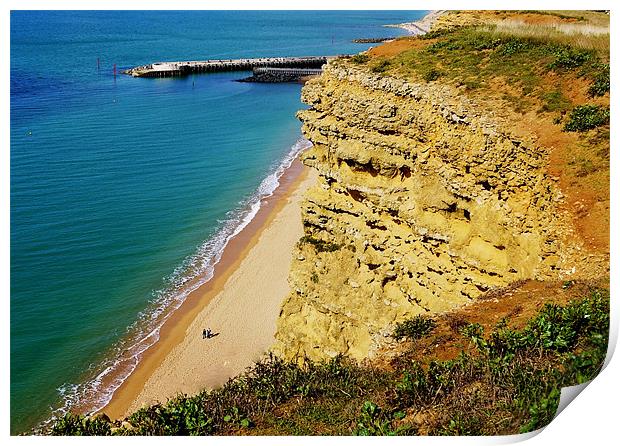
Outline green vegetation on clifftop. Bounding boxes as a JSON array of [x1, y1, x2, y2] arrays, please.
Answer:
[[356, 24, 609, 132]]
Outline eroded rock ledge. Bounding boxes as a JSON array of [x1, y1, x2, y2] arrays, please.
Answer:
[[273, 63, 577, 362]]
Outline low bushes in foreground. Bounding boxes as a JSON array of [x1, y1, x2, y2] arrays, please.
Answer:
[[392, 314, 436, 341], [563, 105, 610, 132], [51, 288, 609, 436], [350, 54, 370, 64]]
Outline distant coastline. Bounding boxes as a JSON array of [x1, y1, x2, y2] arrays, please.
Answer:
[[385, 10, 447, 35]]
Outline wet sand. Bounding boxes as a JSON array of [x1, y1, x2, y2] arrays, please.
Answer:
[[102, 160, 317, 419]]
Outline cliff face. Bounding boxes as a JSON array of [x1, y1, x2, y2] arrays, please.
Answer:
[[272, 63, 574, 362]]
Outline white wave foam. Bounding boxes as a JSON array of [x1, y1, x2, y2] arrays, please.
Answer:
[[38, 137, 312, 433]]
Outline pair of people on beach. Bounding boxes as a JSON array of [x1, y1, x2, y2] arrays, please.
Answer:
[[202, 328, 212, 339]]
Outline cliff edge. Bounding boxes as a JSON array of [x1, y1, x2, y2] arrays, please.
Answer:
[[273, 10, 609, 362]]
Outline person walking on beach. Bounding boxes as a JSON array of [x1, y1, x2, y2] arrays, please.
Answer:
[[202, 328, 207, 339]]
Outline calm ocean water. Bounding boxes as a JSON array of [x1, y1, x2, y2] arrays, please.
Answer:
[[10, 10, 426, 433]]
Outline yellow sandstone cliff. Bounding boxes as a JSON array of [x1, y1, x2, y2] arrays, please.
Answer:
[[272, 61, 596, 362]]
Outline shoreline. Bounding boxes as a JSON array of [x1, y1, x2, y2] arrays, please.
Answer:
[[385, 10, 447, 35], [101, 158, 316, 420]]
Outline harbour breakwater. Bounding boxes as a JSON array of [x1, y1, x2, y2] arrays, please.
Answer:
[[124, 56, 333, 78], [237, 67, 323, 83], [352, 37, 396, 43]]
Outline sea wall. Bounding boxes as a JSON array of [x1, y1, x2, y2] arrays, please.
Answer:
[[237, 67, 323, 83], [272, 62, 569, 362]]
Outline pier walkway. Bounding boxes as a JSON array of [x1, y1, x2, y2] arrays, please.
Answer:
[[125, 56, 333, 78]]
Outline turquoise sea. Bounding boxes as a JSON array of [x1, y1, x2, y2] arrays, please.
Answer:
[[10, 10, 426, 433]]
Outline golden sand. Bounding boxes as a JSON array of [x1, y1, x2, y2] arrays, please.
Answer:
[[102, 160, 317, 419]]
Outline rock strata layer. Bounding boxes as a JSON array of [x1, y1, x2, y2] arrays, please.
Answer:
[[272, 63, 577, 362]]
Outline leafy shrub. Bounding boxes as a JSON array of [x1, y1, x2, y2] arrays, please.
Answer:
[[497, 38, 533, 56], [469, 34, 502, 51], [353, 401, 390, 435], [353, 401, 409, 436], [245, 355, 310, 403], [127, 396, 214, 435], [519, 388, 561, 433], [426, 39, 463, 53], [438, 414, 483, 435], [396, 355, 481, 408], [565, 346, 606, 384], [371, 59, 391, 73], [422, 68, 442, 82], [548, 45, 593, 70], [223, 406, 252, 428], [351, 54, 370, 64], [425, 30, 501, 54], [459, 322, 487, 352], [396, 362, 429, 402], [588, 64, 610, 96], [563, 105, 610, 132], [393, 315, 437, 341], [51, 413, 112, 436], [476, 291, 609, 359]]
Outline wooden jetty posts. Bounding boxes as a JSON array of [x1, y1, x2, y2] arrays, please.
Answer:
[[124, 56, 334, 78]]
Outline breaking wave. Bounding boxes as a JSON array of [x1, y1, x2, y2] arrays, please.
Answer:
[[40, 137, 312, 432]]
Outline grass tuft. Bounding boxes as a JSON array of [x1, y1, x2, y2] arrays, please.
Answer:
[[485, 20, 609, 53], [370, 59, 391, 74], [393, 315, 437, 341], [351, 54, 370, 64]]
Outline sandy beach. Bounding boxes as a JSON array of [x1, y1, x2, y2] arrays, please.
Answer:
[[102, 160, 318, 419]]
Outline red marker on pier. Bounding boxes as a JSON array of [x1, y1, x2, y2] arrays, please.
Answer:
[[113, 63, 117, 78]]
